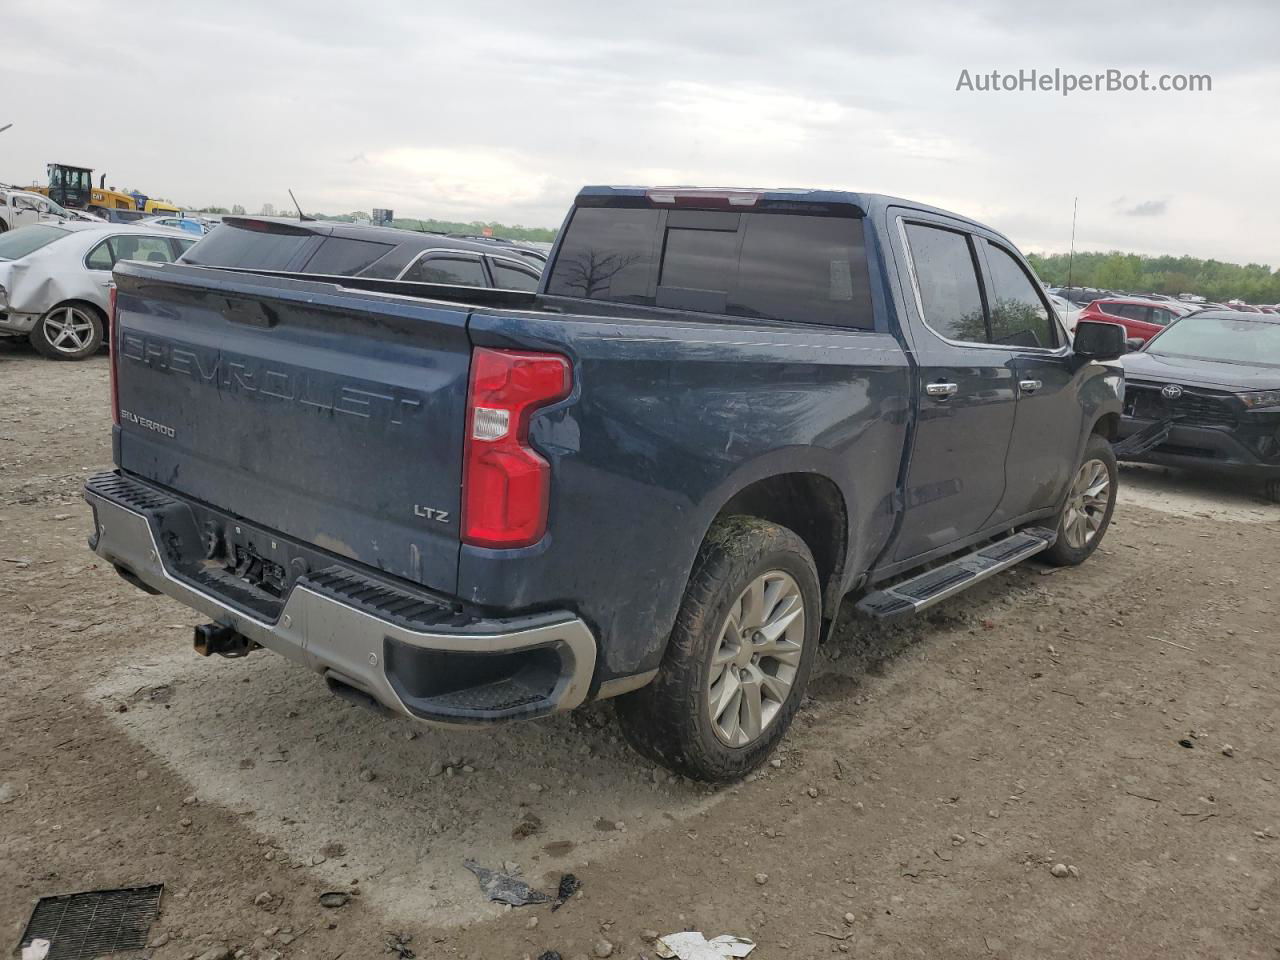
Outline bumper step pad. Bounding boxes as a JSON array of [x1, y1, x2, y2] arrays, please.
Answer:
[[857, 527, 1057, 619]]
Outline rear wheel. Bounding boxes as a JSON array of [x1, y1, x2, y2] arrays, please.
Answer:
[[1043, 435, 1118, 566], [616, 516, 820, 782], [1265, 479, 1280, 504], [29, 303, 104, 361]]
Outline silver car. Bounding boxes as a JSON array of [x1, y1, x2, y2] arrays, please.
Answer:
[[0, 222, 195, 360]]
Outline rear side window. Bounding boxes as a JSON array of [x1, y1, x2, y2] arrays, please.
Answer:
[[984, 242, 1056, 347], [182, 222, 313, 270], [491, 259, 540, 291], [904, 223, 987, 343], [302, 237, 394, 276], [547, 206, 873, 328], [401, 253, 488, 286]]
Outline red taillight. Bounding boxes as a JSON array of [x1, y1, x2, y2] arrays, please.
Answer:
[[462, 348, 571, 549], [108, 284, 120, 425]]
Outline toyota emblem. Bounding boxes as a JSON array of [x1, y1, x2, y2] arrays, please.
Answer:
[[1161, 384, 1183, 400]]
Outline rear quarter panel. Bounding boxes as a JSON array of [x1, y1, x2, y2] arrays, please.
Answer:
[[462, 309, 911, 681]]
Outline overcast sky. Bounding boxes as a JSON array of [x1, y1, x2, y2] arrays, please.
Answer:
[[4, 0, 1276, 264]]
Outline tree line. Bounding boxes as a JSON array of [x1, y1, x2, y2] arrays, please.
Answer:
[[1026, 250, 1280, 304]]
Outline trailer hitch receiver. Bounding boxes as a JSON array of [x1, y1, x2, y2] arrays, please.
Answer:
[[193, 622, 260, 658]]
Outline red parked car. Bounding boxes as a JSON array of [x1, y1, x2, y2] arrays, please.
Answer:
[[1076, 297, 1194, 343]]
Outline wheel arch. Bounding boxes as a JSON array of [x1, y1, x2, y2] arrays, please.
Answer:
[[709, 470, 850, 623], [1092, 412, 1121, 441]]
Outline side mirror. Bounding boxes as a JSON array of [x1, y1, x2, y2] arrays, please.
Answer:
[[1125, 337, 1144, 353], [1073, 320, 1127, 361]]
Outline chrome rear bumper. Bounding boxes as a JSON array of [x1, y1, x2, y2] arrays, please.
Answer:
[[85, 472, 597, 724]]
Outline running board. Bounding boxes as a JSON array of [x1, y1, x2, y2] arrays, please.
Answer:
[[857, 527, 1057, 620]]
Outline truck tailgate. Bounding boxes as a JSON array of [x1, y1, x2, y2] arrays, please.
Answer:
[[111, 263, 471, 594]]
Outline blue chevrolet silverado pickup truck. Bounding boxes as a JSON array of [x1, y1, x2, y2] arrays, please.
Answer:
[[84, 186, 1127, 781]]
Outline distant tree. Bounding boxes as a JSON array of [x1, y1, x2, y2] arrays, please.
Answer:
[[231, 204, 246, 215], [1027, 249, 1280, 303]]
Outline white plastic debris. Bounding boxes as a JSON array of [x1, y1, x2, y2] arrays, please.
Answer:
[[22, 940, 51, 960], [654, 932, 756, 959]]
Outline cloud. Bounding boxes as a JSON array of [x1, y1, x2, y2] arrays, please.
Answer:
[[0, 0, 1276, 264], [1121, 199, 1169, 217]]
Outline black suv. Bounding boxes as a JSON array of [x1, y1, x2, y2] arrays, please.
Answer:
[[182, 217, 545, 291]]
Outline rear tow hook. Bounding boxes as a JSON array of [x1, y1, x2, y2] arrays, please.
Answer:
[[193, 623, 261, 659]]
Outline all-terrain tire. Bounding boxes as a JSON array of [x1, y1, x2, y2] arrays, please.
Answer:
[[1265, 479, 1280, 504], [615, 516, 821, 783], [1042, 434, 1119, 566]]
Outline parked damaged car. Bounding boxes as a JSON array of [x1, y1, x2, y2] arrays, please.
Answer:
[[1116, 309, 1280, 502], [0, 223, 195, 360]]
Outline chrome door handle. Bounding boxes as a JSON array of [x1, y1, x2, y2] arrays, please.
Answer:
[[1019, 379, 1043, 394], [925, 382, 959, 398]]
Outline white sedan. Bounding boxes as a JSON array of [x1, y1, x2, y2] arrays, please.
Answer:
[[0, 222, 195, 360]]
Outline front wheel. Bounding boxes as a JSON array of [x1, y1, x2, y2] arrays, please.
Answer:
[[1265, 479, 1280, 504], [29, 303, 104, 360], [616, 516, 820, 783], [1042, 435, 1118, 566]]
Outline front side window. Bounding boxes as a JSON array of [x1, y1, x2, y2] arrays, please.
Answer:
[[984, 242, 1056, 348], [904, 222, 987, 343], [402, 253, 488, 286], [115, 235, 180, 264]]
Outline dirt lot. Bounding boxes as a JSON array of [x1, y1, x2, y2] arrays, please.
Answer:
[[2, 342, 1279, 960]]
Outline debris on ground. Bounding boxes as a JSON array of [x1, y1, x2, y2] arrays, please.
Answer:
[[384, 932, 415, 958], [654, 932, 757, 959], [551, 872, 581, 911], [319, 891, 351, 908], [536, 952, 562, 960], [513, 810, 544, 839], [463, 859, 552, 906]]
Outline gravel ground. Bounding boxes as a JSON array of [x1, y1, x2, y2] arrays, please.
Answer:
[[2, 342, 1279, 959]]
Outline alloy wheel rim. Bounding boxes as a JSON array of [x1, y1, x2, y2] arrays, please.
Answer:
[[1063, 458, 1111, 549], [43, 307, 95, 355], [706, 569, 806, 747]]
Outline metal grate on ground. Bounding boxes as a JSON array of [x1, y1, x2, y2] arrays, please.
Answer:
[[18, 884, 163, 960]]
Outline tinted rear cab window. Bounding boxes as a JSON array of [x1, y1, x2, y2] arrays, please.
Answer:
[[546, 205, 874, 328]]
